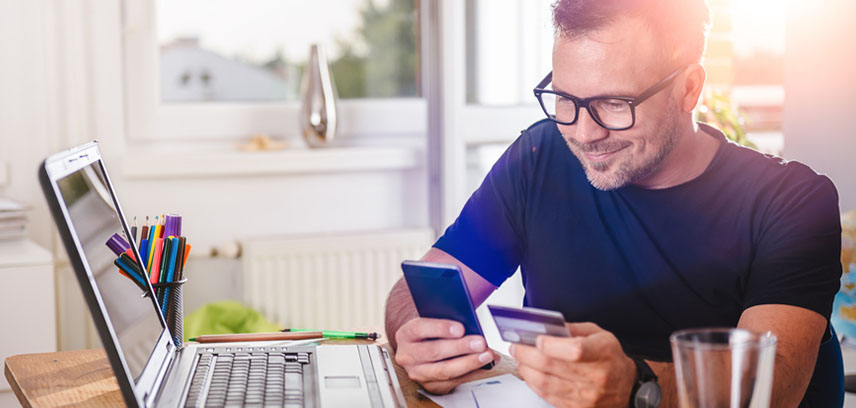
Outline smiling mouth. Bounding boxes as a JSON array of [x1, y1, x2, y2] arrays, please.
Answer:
[[583, 146, 627, 163]]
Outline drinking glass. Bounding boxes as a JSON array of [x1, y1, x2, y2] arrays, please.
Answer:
[[670, 328, 777, 408]]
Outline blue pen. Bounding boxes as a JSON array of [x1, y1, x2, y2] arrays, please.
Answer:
[[115, 257, 147, 290], [120, 253, 147, 286], [160, 237, 180, 317], [139, 238, 150, 274]]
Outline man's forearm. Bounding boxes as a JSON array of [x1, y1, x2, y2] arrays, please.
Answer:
[[384, 277, 418, 351], [648, 360, 677, 408]]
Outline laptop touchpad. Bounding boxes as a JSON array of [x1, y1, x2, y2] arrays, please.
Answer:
[[325, 376, 362, 388]]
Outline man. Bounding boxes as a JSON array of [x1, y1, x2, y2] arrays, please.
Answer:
[[385, 0, 843, 406]]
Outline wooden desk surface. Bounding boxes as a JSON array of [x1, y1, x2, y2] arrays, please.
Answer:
[[4, 340, 518, 407]]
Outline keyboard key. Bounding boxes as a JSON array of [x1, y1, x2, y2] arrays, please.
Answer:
[[185, 350, 311, 408]]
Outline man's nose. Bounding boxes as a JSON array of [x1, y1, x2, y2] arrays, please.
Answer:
[[570, 107, 609, 144]]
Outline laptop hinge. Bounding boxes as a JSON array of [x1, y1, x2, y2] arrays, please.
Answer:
[[146, 344, 175, 407]]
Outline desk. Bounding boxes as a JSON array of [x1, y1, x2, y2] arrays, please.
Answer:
[[4, 339, 518, 407]]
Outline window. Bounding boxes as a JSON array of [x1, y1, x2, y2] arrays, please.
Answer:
[[720, 0, 786, 155], [124, 0, 425, 142], [157, 0, 420, 103], [465, 0, 553, 106]]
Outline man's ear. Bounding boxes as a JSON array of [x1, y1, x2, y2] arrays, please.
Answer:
[[678, 63, 706, 113]]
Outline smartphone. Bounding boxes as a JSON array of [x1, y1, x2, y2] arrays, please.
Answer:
[[487, 304, 570, 346], [401, 260, 494, 369]]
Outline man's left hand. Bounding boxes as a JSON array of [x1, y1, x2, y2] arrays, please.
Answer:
[[510, 322, 637, 408]]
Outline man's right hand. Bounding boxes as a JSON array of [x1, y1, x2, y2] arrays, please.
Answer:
[[394, 317, 499, 394]]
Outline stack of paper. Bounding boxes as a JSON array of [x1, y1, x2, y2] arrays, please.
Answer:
[[0, 198, 28, 241], [418, 374, 553, 408]]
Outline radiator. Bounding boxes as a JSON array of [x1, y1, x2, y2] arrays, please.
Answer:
[[242, 229, 434, 330]]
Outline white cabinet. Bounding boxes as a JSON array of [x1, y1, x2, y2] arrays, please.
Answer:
[[0, 240, 54, 394]]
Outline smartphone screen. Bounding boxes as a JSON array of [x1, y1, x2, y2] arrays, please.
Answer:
[[401, 260, 494, 369]]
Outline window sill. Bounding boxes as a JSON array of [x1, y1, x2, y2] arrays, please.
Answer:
[[119, 146, 423, 180]]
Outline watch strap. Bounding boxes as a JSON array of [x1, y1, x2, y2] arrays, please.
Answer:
[[629, 357, 660, 408], [632, 356, 658, 383]]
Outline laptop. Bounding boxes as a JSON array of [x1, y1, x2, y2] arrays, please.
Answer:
[[39, 141, 407, 407]]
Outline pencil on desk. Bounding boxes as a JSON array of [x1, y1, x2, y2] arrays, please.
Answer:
[[188, 331, 324, 344], [283, 329, 380, 340]]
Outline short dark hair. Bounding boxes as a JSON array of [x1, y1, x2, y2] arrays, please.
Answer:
[[552, 0, 712, 67]]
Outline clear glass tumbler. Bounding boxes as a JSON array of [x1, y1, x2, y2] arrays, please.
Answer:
[[670, 328, 777, 408]]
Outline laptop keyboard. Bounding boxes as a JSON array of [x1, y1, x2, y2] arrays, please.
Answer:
[[184, 349, 311, 408]]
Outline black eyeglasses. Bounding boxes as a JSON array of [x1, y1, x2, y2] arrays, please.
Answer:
[[533, 67, 682, 131]]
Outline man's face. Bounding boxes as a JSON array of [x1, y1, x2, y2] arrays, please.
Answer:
[[552, 17, 682, 191]]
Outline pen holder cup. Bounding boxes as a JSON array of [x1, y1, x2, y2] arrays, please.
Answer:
[[152, 278, 188, 349]]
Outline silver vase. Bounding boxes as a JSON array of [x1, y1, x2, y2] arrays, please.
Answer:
[[299, 43, 339, 147]]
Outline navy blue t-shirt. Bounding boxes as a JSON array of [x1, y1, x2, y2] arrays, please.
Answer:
[[434, 120, 842, 362]]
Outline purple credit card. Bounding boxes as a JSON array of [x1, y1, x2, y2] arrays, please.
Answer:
[[488, 304, 570, 346]]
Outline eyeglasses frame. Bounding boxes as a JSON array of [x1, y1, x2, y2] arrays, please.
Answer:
[[532, 67, 683, 131]]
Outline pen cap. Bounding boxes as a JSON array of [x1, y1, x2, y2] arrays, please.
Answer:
[[164, 214, 182, 238], [106, 233, 131, 256]]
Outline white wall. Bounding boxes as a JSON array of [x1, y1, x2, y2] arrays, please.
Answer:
[[783, 0, 856, 212], [0, 0, 429, 351], [0, 0, 57, 249]]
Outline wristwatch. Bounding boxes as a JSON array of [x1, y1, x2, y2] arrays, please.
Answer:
[[630, 357, 661, 408]]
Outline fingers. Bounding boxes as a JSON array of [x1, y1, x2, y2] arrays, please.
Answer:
[[420, 379, 464, 395], [518, 362, 581, 402], [566, 322, 602, 336], [405, 350, 497, 383], [396, 318, 465, 343], [397, 335, 488, 365], [510, 342, 588, 380], [537, 334, 586, 361], [510, 343, 552, 369], [518, 363, 551, 400], [536, 323, 612, 362], [393, 317, 501, 390]]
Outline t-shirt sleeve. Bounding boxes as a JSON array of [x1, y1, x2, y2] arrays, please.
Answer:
[[432, 130, 536, 287], [743, 171, 842, 321]]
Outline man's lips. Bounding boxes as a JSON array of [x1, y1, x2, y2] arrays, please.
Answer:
[[583, 145, 628, 162]]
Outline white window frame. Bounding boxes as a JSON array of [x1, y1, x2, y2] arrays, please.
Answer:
[[431, 0, 550, 229], [122, 0, 427, 143]]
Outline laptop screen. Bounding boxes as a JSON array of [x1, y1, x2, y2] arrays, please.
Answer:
[[56, 161, 164, 380]]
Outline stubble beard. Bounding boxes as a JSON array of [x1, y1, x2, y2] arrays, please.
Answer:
[[564, 101, 680, 191]]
